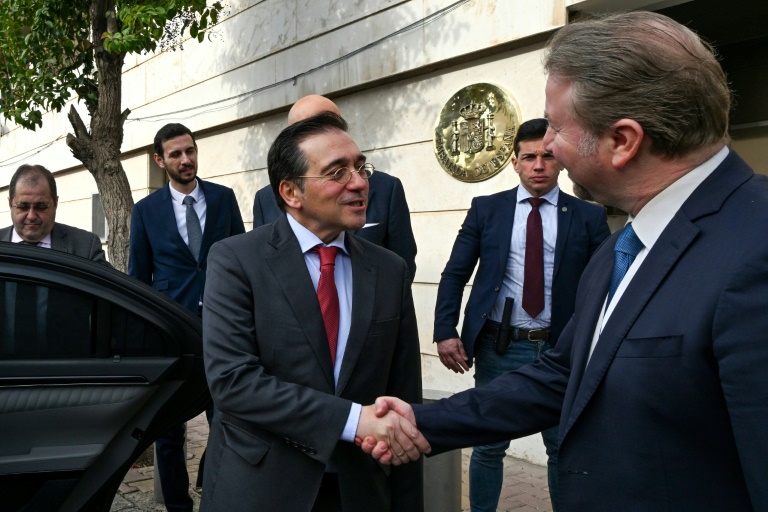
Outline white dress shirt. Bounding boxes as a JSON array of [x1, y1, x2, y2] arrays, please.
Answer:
[[491, 185, 559, 329]]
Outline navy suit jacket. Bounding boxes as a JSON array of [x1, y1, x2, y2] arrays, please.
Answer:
[[252, 171, 417, 279], [434, 187, 610, 364], [129, 179, 245, 312], [415, 151, 768, 510]]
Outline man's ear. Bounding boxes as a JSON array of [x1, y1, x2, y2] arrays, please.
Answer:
[[153, 153, 165, 169], [279, 180, 303, 210], [608, 119, 644, 168]]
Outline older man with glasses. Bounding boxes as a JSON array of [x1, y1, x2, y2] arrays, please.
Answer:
[[1, 164, 108, 263]]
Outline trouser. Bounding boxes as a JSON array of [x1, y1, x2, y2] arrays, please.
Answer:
[[469, 329, 559, 512]]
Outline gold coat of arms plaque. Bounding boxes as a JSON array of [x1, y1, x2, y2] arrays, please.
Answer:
[[433, 83, 521, 182]]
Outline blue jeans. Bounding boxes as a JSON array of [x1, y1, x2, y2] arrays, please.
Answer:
[[470, 330, 559, 512]]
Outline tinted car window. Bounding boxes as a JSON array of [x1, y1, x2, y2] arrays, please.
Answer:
[[0, 278, 167, 359]]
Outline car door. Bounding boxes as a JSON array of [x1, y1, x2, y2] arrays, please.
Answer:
[[0, 243, 208, 512]]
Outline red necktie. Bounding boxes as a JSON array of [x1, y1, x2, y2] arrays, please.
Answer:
[[522, 198, 545, 318], [313, 246, 340, 364]]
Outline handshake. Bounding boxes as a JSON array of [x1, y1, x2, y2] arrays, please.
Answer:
[[354, 397, 431, 466]]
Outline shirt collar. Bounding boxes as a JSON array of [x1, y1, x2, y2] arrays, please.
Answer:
[[630, 145, 729, 248], [286, 213, 348, 255], [11, 229, 52, 248], [517, 184, 560, 206], [168, 179, 201, 204]]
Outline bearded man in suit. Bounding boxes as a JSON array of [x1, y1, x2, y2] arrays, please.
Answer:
[[129, 123, 245, 511]]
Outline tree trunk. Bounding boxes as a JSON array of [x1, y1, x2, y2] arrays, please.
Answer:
[[65, 0, 133, 272]]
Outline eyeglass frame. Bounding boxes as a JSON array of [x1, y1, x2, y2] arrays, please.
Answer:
[[295, 163, 375, 184], [11, 202, 54, 212]]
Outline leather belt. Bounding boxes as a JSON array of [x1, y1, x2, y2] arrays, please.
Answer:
[[483, 320, 550, 342]]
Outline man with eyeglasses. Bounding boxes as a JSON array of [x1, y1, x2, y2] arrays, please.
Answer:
[[252, 95, 417, 280], [200, 112, 424, 512], [1, 164, 108, 263]]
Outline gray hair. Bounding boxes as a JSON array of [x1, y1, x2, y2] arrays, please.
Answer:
[[544, 11, 731, 157]]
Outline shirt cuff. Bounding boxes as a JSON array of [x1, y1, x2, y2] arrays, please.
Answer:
[[341, 402, 362, 442]]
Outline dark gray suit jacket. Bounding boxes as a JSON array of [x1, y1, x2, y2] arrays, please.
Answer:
[[0, 222, 109, 265], [200, 215, 423, 512]]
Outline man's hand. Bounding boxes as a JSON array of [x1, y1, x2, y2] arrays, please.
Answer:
[[355, 398, 430, 465], [437, 338, 469, 373]]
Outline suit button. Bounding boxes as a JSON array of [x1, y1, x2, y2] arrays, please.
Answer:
[[494, 286, 500, 292], [197, 267, 202, 272], [481, 313, 487, 319]]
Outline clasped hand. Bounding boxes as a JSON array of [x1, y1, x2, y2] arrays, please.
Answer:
[[355, 397, 431, 465]]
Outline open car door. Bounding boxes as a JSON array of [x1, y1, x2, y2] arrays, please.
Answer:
[[0, 243, 208, 512]]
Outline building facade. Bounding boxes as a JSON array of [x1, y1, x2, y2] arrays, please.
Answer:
[[1, 0, 766, 464]]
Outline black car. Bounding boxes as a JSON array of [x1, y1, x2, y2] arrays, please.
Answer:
[[0, 243, 208, 511]]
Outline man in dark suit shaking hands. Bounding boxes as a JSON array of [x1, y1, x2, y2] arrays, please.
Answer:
[[129, 123, 245, 511], [433, 118, 609, 511], [365, 11, 768, 511], [201, 112, 425, 512], [253, 95, 417, 279]]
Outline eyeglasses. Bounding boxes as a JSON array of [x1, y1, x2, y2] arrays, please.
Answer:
[[297, 163, 375, 184], [11, 202, 53, 212]]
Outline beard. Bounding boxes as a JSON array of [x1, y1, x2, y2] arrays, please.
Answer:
[[167, 165, 197, 185], [577, 132, 599, 157], [572, 182, 594, 201]]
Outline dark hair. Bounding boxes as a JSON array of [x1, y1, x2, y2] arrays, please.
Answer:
[[513, 118, 549, 155], [154, 123, 195, 157], [10, 164, 58, 201], [267, 112, 349, 211], [544, 11, 730, 157]]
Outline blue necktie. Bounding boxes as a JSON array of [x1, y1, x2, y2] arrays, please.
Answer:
[[183, 195, 203, 261], [607, 223, 644, 307]]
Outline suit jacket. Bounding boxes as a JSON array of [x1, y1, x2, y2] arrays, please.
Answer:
[[128, 179, 245, 312], [252, 171, 418, 279], [415, 151, 768, 510], [0, 222, 109, 265], [433, 187, 610, 364], [200, 215, 423, 512]]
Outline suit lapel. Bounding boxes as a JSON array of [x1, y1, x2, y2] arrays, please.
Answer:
[[265, 216, 335, 389], [498, 188, 517, 272], [50, 224, 68, 252], [561, 151, 752, 440], [553, 191, 571, 279], [198, 179, 219, 259], [336, 236, 376, 395]]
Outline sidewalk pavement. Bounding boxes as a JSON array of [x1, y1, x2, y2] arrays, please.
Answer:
[[111, 413, 552, 512]]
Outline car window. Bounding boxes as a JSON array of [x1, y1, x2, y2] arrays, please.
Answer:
[[0, 278, 168, 359]]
